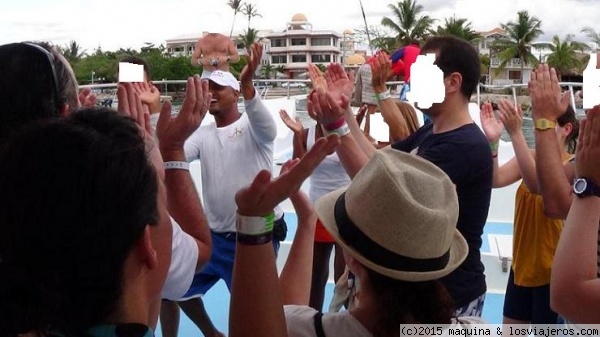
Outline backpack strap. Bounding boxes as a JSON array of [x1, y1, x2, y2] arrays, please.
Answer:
[[313, 311, 326, 337]]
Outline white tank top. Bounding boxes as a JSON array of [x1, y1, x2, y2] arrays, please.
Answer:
[[307, 126, 352, 203]]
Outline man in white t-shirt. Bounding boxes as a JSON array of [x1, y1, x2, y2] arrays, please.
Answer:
[[164, 42, 286, 337]]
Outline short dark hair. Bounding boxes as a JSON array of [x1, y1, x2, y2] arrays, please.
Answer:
[[0, 42, 78, 143], [421, 36, 481, 100], [0, 108, 159, 336], [120, 55, 151, 79]]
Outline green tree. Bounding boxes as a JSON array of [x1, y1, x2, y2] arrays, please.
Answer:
[[60, 40, 86, 64], [228, 0, 244, 38], [260, 62, 274, 79], [581, 26, 600, 51], [543, 34, 590, 81], [433, 16, 480, 42], [354, 25, 398, 52], [380, 0, 434, 46], [493, 10, 543, 83], [241, 2, 262, 30], [237, 28, 261, 51]]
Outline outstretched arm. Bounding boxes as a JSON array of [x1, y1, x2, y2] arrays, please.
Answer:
[[279, 109, 307, 159], [191, 38, 202, 66], [498, 99, 538, 192], [279, 178, 317, 305], [241, 42, 277, 143], [230, 136, 340, 337], [479, 102, 521, 188], [309, 88, 369, 178], [155, 76, 213, 270], [551, 105, 600, 323], [530, 65, 574, 218], [371, 53, 411, 141]]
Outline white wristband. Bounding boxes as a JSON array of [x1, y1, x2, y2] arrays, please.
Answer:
[[325, 123, 350, 137], [164, 161, 189, 170], [236, 212, 275, 235], [375, 90, 392, 102]]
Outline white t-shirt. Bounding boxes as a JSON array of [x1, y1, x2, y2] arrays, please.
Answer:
[[161, 218, 198, 300], [284, 305, 485, 337], [184, 93, 281, 232], [306, 126, 351, 203]]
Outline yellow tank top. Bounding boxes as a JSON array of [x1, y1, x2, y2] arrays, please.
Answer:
[[511, 173, 567, 287]]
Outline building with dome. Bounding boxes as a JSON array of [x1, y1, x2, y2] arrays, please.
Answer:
[[265, 14, 343, 78]]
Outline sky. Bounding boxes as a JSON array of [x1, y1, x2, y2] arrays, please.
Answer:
[[1, 0, 599, 53]]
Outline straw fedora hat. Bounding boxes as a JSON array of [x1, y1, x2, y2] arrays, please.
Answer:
[[315, 148, 467, 282]]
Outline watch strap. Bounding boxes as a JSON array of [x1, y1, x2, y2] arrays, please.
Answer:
[[534, 118, 557, 131]]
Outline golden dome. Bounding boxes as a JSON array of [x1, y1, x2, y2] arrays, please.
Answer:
[[343, 29, 354, 35], [346, 54, 366, 65], [291, 13, 307, 22]]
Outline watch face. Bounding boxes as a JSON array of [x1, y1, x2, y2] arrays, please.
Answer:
[[574, 178, 588, 194]]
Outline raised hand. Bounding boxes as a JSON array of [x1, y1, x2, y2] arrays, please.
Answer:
[[529, 64, 570, 121], [575, 105, 600, 183], [78, 88, 97, 108], [117, 82, 152, 136], [133, 81, 161, 113], [324, 63, 354, 105], [497, 99, 524, 137], [479, 102, 504, 143], [240, 42, 262, 85], [157, 76, 211, 152], [279, 109, 304, 134], [370, 53, 392, 93], [235, 135, 340, 217], [308, 64, 327, 95], [307, 90, 349, 126]]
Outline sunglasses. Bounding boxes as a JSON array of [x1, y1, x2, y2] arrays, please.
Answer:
[[22, 43, 61, 112]]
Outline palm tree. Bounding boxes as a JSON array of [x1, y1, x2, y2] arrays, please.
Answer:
[[433, 16, 480, 42], [543, 34, 590, 81], [227, 0, 243, 38], [241, 2, 262, 31], [261, 62, 274, 79], [380, 0, 435, 46], [493, 11, 543, 84], [62, 40, 86, 63], [581, 26, 600, 51], [237, 28, 262, 51]]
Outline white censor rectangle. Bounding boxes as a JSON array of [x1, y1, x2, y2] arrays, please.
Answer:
[[400, 324, 600, 337], [118, 62, 144, 82]]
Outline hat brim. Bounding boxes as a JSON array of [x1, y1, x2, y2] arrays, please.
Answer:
[[315, 187, 468, 282]]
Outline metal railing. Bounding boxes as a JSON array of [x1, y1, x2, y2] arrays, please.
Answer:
[[80, 79, 583, 111]]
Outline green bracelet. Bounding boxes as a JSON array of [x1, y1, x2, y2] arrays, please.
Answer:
[[490, 142, 499, 151]]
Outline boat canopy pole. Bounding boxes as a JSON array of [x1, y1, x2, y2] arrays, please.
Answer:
[[358, 0, 375, 56]]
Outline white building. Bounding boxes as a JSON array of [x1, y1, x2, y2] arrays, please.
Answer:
[[165, 30, 272, 69], [266, 13, 343, 78], [476, 27, 535, 85]]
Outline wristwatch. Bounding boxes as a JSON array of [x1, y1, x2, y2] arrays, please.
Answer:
[[534, 118, 557, 131], [573, 177, 600, 198]]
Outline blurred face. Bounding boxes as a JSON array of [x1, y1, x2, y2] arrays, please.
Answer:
[[208, 81, 238, 115]]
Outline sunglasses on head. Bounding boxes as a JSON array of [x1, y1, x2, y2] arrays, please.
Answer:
[[22, 43, 61, 112]]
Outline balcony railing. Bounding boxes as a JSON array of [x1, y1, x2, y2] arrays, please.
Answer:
[[490, 58, 533, 69]]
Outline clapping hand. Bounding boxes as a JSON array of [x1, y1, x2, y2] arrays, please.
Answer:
[[480, 102, 504, 144], [156, 76, 211, 152], [235, 135, 340, 217], [497, 99, 524, 137], [529, 64, 570, 121]]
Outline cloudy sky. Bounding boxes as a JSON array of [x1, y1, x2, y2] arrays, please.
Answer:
[[1, 0, 598, 53]]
